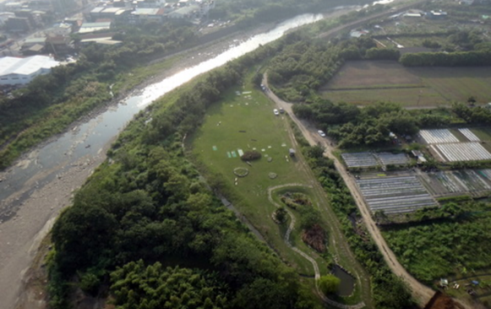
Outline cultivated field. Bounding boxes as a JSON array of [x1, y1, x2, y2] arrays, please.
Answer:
[[322, 61, 491, 107], [342, 151, 409, 168]]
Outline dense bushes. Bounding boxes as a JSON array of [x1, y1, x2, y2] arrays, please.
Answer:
[[241, 150, 262, 161], [384, 201, 491, 283]]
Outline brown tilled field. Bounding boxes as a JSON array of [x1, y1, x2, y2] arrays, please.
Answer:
[[322, 61, 491, 107]]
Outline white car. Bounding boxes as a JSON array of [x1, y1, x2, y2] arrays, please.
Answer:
[[273, 109, 279, 116], [318, 130, 326, 137]]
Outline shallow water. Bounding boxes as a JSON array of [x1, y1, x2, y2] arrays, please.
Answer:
[[332, 264, 356, 296]]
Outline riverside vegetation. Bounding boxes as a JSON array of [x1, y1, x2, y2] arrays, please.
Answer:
[[48, 43, 325, 309], [47, 24, 418, 307], [0, 0, 375, 171]]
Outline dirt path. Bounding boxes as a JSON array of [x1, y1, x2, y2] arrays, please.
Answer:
[[263, 73, 434, 304], [267, 184, 365, 309], [263, 73, 456, 308]]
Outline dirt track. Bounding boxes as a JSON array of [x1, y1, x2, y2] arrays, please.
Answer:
[[263, 74, 477, 309]]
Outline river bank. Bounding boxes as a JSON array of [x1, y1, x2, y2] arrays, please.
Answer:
[[0, 11, 348, 309]]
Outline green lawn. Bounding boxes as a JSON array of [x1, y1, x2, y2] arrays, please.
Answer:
[[189, 85, 331, 277]]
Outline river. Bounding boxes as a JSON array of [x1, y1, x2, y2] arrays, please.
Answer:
[[0, 3, 393, 308]]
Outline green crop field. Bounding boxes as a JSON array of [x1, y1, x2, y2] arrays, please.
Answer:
[[321, 61, 491, 107], [189, 85, 331, 277]]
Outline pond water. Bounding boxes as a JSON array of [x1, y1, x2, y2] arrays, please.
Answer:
[[332, 264, 356, 296]]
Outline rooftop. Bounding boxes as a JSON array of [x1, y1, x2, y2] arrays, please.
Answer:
[[0, 55, 59, 76], [79, 21, 111, 34]]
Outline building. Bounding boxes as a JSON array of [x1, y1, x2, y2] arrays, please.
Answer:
[[0, 55, 59, 86], [0, 12, 15, 26], [78, 21, 112, 34], [129, 8, 165, 23], [21, 37, 46, 55]]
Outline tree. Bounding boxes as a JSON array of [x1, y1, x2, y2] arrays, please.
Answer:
[[318, 275, 340, 294], [275, 207, 287, 223]]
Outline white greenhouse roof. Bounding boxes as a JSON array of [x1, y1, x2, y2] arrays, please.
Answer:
[[0, 56, 59, 76]]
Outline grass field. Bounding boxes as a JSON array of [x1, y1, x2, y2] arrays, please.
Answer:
[[189, 85, 331, 277], [188, 78, 370, 304], [321, 61, 491, 107]]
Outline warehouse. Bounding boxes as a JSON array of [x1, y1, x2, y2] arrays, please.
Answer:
[[0, 55, 59, 86]]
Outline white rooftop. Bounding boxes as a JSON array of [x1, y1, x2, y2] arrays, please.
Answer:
[[0, 56, 59, 76]]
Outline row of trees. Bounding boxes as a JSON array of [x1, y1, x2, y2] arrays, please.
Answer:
[[294, 100, 453, 148], [400, 49, 491, 67]]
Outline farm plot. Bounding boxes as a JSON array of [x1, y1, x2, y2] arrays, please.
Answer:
[[342, 152, 378, 168], [424, 170, 491, 196], [321, 61, 491, 107], [433, 143, 491, 162], [357, 176, 437, 214], [458, 128, 480, 142], [419, 129, 459, 144], [376, 152, 409, 166]]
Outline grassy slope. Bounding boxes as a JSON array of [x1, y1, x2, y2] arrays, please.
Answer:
[[188, 75, 371, 305], [190, 85, 328, 275]]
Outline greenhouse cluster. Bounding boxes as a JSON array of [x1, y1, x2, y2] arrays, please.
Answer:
[[458, 128, 480, 142], [357, 176, 436, 214], [419, 129, 459, 144], [342, 152, 378, 168], [342, 152, 409, 168], [431, 143, 491, 162]]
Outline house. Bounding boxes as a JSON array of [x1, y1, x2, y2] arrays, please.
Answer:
[[0, 55, 59, 86]]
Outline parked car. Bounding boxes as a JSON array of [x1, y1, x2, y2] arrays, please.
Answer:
[[279, 107, 285, 114], [273, 108, 279, 116], [318, 130, 326, 137]]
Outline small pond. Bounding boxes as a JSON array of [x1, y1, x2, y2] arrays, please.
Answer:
[[332, 264, 355, 296]]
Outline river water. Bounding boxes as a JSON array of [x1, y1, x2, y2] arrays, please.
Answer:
[[0, 13, 330, 221]]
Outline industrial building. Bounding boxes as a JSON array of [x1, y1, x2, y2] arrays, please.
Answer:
[[0, 55, 59, 86]]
